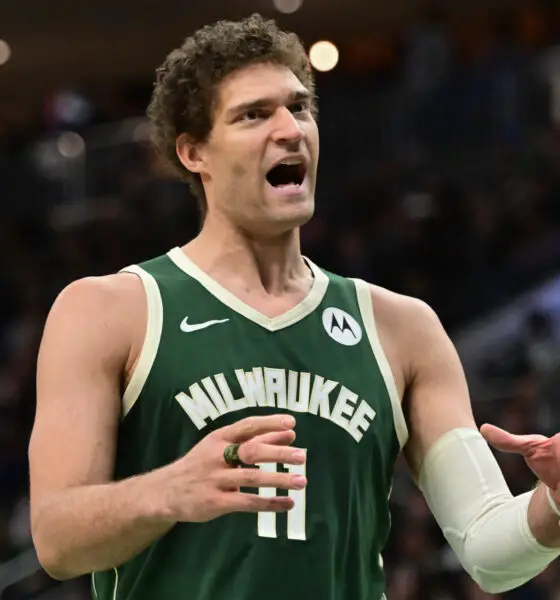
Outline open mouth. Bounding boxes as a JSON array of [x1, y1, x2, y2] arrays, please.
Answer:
[[266, 161, 306, 188]]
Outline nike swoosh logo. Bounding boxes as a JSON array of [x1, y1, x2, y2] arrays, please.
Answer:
[[180, 316, 230, 333]]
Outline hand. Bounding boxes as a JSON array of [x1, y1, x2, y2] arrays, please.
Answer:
[[162, 414, 307, 523], [480, 423, 560, 495]]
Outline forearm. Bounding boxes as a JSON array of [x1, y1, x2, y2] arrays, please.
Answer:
[[419, 428, 560, 593], [528, 483, 560, 547], [32, 469, 175, 580]]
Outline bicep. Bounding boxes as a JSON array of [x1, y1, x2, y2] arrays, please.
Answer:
[[402, 301, 477, 479], [29, 278, 129, 515]]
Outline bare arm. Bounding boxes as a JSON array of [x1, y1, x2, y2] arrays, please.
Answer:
[[400, 299, 476, 477], [30, 275, 305, 580], [29, 275, 175, 579], [402, 299, 560, 547]]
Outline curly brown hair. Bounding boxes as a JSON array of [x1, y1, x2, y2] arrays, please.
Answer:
[[147, 13, 316, 213]]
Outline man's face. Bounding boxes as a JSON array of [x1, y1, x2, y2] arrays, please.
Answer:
[[190, 62, 319, 235]]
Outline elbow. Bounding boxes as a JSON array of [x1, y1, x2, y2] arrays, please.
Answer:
[[458, 542, 532, 594], [459, 524, 546, 595], [471, 573, 517, 595], [31, 499, 81, 581], [40, 562, 76, 582], [33, 537, 75, 581], [447, 525, 534, 595], [32, 523, 78, 581]]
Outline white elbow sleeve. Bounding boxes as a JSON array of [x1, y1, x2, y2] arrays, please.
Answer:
[[418, 428, 560, 593]]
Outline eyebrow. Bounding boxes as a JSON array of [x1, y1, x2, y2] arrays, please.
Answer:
[[226, 90, 314, 119]]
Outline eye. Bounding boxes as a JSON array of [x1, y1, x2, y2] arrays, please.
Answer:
[[289, 101, 309, 114], [241, 109, 267, 122]]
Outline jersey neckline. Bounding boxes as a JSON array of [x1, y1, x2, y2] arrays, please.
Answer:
[[167, 246, 329, 332]]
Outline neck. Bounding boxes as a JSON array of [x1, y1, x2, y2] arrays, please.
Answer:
[[182, 212, 310, 296]]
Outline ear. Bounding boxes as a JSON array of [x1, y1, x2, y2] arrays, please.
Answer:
[[176, 134, 208, 175]]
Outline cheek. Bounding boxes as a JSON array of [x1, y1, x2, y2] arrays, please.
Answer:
[[230, 162, 246, 178], [214, 160, 249, 199], [229, 162, 262, 192], [223, 163, 263, 213], [310, 124, 320, 153]]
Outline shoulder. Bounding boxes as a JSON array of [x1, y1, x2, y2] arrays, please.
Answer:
[[365, 282, 442, 337], [42, 272, 147, 366], [49, 272, 145, 323], [359, 281, 450, 379]]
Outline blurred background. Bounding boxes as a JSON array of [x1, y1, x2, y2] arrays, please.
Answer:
[[1, 0, 560, 598]]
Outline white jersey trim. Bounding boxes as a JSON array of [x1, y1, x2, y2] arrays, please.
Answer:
[[352, 278, 409, 450], [112, 568, 119, 600], [120, 265, 164, 418], [167, 247, 329, 332], [91, 568, 118, 599]]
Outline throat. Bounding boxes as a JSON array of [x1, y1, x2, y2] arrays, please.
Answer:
[[179, 233, 314, 300], [250, 256, 315, 298]]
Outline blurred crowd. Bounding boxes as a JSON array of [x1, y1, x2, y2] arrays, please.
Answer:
[[1, 5, 560, 599]]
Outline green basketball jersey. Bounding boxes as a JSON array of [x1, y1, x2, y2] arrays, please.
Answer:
[[92, 247, 408, 600]]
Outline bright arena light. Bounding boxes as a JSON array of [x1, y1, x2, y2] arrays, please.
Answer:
[[57, 131, 86, 159], [0, 40, 11, 66], [309, 41, 339, 72], [273, 0, 303, 14]]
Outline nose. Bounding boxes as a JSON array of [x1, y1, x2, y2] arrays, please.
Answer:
[[271, 107, 303, 146]]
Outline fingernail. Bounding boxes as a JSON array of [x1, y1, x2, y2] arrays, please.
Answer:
[[293, 475, 307, 488], [293, 450, 306, 462], [283, 416, 296, 427]]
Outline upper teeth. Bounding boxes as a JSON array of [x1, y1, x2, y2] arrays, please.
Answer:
[[279, 158, 302, 166]]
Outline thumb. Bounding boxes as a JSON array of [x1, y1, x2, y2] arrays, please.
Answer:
[[480, 423, 547, 454]]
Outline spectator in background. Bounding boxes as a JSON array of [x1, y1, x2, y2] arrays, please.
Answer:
[[519, 310, 560, 375], [394, 7, 453, 154], [537, 41, 560, 128]]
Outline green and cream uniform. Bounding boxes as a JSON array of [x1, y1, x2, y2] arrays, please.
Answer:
[[92, 247, 408, 600]]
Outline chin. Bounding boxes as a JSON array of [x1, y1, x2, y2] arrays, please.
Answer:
[[287, 198, 315, 224], [272, 199, 315, 233], [247, 198, 314, 237]]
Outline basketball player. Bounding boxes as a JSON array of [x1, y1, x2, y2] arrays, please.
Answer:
[[29, 14, 560, 600]]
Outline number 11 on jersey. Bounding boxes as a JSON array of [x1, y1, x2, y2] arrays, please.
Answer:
[[257, 456, 307, 541]]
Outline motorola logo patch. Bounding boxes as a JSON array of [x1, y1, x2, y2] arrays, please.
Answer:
[[322, 307, 362, 346]]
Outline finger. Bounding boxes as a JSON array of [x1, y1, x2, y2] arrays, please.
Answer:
[[220, 467, 307, 491], [226, 492, 295, 514], [252, 429, 296, 447], [238, 442, 305, 466], [480, 423, 548, 454], [222, 415, 296, 443]]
